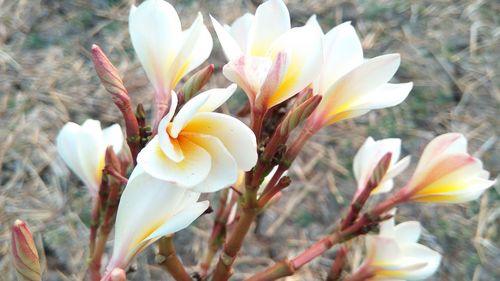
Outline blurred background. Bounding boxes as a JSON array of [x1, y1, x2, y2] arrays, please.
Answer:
[[0, 0, 498, 280]]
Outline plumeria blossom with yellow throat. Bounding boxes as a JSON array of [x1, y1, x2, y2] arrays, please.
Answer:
[[402, 133, 496, 203], [129, 0, 212, 125], [353, 137, 411, 198], [305, 18, 413, 131], [361, 212, 441, 280], [137, 84, 257, 192], [211, 0, 323, 111], [56, 119, 123, 197]]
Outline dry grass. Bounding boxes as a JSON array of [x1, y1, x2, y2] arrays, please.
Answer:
[[0, 0, 498, 280]]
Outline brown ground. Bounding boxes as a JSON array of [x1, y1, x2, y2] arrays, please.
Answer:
[[0, 0, 498, 280]]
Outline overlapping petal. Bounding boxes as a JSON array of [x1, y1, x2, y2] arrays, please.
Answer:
[[353, 137, 410, 196], [137, 84, 257, 191], [106, 167, 208, 270], [405, 133, 495, 203], [56, 120, 123, 196]]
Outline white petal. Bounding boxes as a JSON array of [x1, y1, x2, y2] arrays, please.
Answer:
[[394, 221, 422, 244], [229, 13, 254, 53], [183, 133, 239, 192], [353, 136, 376, 183], [211, 15, 243, 61], [183, 112, 257, 171], [171, 92, 210, 138], [399, 243, 441, 280], [305, 15, 323, 34], [157, 97, 184, 162], [129, 0, 181, 95], [354, 82, 413, 110], [137, 136, 212, 187], [320, 22, 363, 93], [102, 124, 124, 154], [416, 133, 467, 174], [198, 84, 237, 112], [384, 155, 411, 181], [111, 169, 190, 266], [171, 13, 213, 87], [266, 24, 323, 107], [247, 0, 290, 56]]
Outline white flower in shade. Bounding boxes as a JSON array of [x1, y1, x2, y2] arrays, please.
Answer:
[[211, 0, 323, 110], [129, 0, 212, 117], [353, 137, 411, 197], [363, 215, 441, 280], [304, 18, 413, 130], [56, 120, 123, 197], [403, 133, 496, 203], [105, 166, 209, 271], [137, 84, 257, 192]]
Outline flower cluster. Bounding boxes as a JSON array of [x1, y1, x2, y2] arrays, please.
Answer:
[[22, 1, 494, 281]]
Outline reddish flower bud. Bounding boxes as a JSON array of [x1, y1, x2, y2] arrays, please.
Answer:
[[110, 268, 127, 281], [11, 220, 41, 281]]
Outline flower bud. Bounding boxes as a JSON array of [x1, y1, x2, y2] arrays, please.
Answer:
[[180, 64, 215, 102], [10, 220, 41, 281], [110, 268, 127, 281]]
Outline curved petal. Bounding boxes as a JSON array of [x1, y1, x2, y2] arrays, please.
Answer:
[[198, 84, 237, 112], [102, 124, 124, 154], [266, 24, 323, 107], [171, 92, 210, 138], [393, 221, 421, 244], [137, 136, 212, 187], [183, 133, 239, 192], [414, 133, 466, 176], [157, 94, 183, 162], [305, 15, 323, 34], [129, 0, 181, 96], [398, 243, 441, 280], [109, 168, 200, 269], [211, 15, 243, 61], [229, 13, 254, 53], [353, 82, 413, 110], [183, 112, 257, 171], [412, 177, 495, 203], [353, 137, 376, 183], [319, 22, 363, 93], [247, 0, 290, 56], [171, 13, 213, 87]]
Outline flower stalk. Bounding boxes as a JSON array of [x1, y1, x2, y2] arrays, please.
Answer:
[[157, 236, 192, 281], [326, 246, 348, 281]]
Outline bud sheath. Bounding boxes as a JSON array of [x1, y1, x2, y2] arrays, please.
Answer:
[[11, 220, 41, 281]]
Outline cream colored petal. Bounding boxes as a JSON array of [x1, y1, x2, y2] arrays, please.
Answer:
[[129, 0, 181, 95], [183, 133, 238, 192], [183, 112, 257, 171], [353, 82, 413, 111], [198, 84, 237, 112], [412, 177, 495, 203], [102, 124, 124, 154], [414, 133, 467, 176], [305, 15, 323, 34], [229, 13, 254, 53], [137, 136, 212, 187], [211, 15, 244, 61], [57, 122, 101, 195], [320, 22, 363, 93], [157, 95, 184, 162], [266, 24, 323, 107], [171, 13, 213, 87], [247, 0, 290, 56], [353, 136, 376, 184], [393, 221, 421, 244], [398, 243, 441, 280], [170, 92, 210, 138], [110, 168, 199, 268]]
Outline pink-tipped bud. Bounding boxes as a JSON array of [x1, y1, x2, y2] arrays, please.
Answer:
[[11, 220, 41, 281], [110, 268, 127, 281], [91, 44, 130, 108], [368, 152, 392, 188]]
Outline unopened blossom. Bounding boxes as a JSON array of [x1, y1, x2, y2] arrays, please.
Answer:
[[129, 0, 212, 120], [137, 84, 257, 192], [402, 133, 495, 203], [362, 215, 441, 280], [305, 18, 412, 130], [105, 167, 209, 272], [11, 220, 41, 281], [211, 0, 323, 110], [353, 137, 410, 197], [57, 119, 123, 197]]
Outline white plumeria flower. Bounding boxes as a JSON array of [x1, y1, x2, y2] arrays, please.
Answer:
[[362, 214, 441, 280], [211, 0, 323, 110], [137, 84, 258, 192], [129, 0, 212, 117], [403, 133, 495, 203], [56, 119, 123, 197], [353, 137, 410, 197], [305, 18, 413, 129], [105, 166, 209, 271]]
